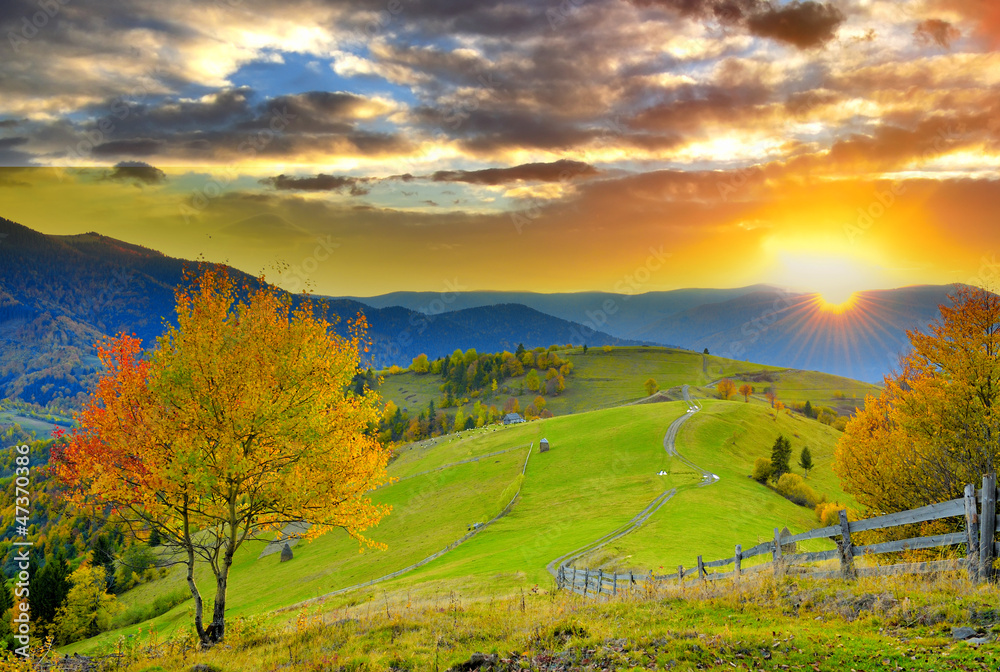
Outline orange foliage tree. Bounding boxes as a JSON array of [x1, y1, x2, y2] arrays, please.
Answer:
[[716, 378, 736, 400], [835, 285, 1000, 515], [51, 267, 392, 646], [738, 383, 753, 402]]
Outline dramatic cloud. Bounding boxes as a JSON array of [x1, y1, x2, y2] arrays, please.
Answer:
[[262, 174, 372, 195], [0, 0, 996, 295], [429, 160, 599, 185], [914, 19, 961, 48], [629, 0, 844, 49], [745, 2, 844, 49], [104, 161, 167, 185]]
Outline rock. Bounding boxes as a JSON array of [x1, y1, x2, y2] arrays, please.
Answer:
[[967, 636, 992, 645], [952, 626, 978, 640], [280, 543, 293, 562], [191, 665, 222, 672]]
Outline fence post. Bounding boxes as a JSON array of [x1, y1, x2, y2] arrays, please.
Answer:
[[597, 569, 604, 596], [979, 473, 997, 582], [677, 564, 683, 589], [735, 544, 742, 579], [613, 572, 618, 596], [583, 569, 588, 597], [838, 509, 855, 579], [964, 483, 980, 583], [772, 528, 783, 577], [697, 555, 705, 582]]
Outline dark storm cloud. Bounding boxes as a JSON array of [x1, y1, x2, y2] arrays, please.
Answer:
[[0, 137, 34, 166], [629, 0, 844, 49], [104, 161, 167, 184], [91, 139, 166, 157], [745, 2, 844, 49], [429, 160, 598, 185], [914, 19, 961, 48], [262, 174, 372, 195]]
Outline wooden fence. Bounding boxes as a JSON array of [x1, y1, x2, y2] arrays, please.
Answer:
[[557, 473, 1000, 597]]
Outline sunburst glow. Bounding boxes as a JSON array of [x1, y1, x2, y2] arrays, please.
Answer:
[[819, 290, 859, 313]]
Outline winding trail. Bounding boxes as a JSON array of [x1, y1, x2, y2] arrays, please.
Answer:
[[291, 383, 721, 603], [546, 385, 718, 578]]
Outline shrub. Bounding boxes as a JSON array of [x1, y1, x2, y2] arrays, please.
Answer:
[[752, 457, 773, 483], [815, 501, 843, 526], [776, 473, 825, 508]]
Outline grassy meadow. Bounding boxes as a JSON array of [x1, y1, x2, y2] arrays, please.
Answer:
[[60, 343, 869, 657]]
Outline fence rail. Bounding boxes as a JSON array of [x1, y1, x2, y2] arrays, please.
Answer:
[[557, 473, 1000, 597]]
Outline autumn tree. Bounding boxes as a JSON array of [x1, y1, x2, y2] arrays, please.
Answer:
[[409, 353, 430, 373], [739, 383, 752, 402], [764, 388, 777, 407], [717, 378, 736, 400], [644, 378, 658, 396], [55, 559, 117, 644], [52, 267, 392, 646], [835, 285, 1000, 514], [525, 369, 541, 392]]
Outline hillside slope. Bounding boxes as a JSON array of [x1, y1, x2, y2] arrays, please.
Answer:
[[66, 392, 851, 653]]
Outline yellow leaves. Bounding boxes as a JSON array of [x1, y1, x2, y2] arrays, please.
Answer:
[[55, 266, 393, 552], [836, 286, 1000, 516]]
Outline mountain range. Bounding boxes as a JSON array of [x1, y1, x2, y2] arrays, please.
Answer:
[[0, 216, 962, 408], [342, 284, 957, 384], [0, 217, 632, 407]]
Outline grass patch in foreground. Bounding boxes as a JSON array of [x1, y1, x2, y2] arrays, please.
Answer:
[[37, 571, 1000, 671]]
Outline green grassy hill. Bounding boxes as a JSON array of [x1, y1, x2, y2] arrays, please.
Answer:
[[66, 364, 858, 654], [378, 345, 879, 420]]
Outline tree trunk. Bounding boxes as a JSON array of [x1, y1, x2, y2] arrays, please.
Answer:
[[206, 551, 234, 645], [185, 544, 207, 644], [181, 501, 207, 644]]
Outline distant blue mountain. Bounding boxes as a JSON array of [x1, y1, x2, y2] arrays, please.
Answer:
[[343, 285, 963, 383], [0, 217, 633, 406]]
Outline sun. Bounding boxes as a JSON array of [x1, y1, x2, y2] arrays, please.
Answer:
[[818, 290, 858, 313]]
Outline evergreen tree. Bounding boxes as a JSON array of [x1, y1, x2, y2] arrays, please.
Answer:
[[803, 400, 814, 419], [799, 446, 813, 477], [34, 552, 71, 635], [0, 579, 14, 652], [770, 435, 792, 481], [515, 343, 525, 358]]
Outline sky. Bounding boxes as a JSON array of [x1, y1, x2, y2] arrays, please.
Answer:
[[0, 0, 998, 299]]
